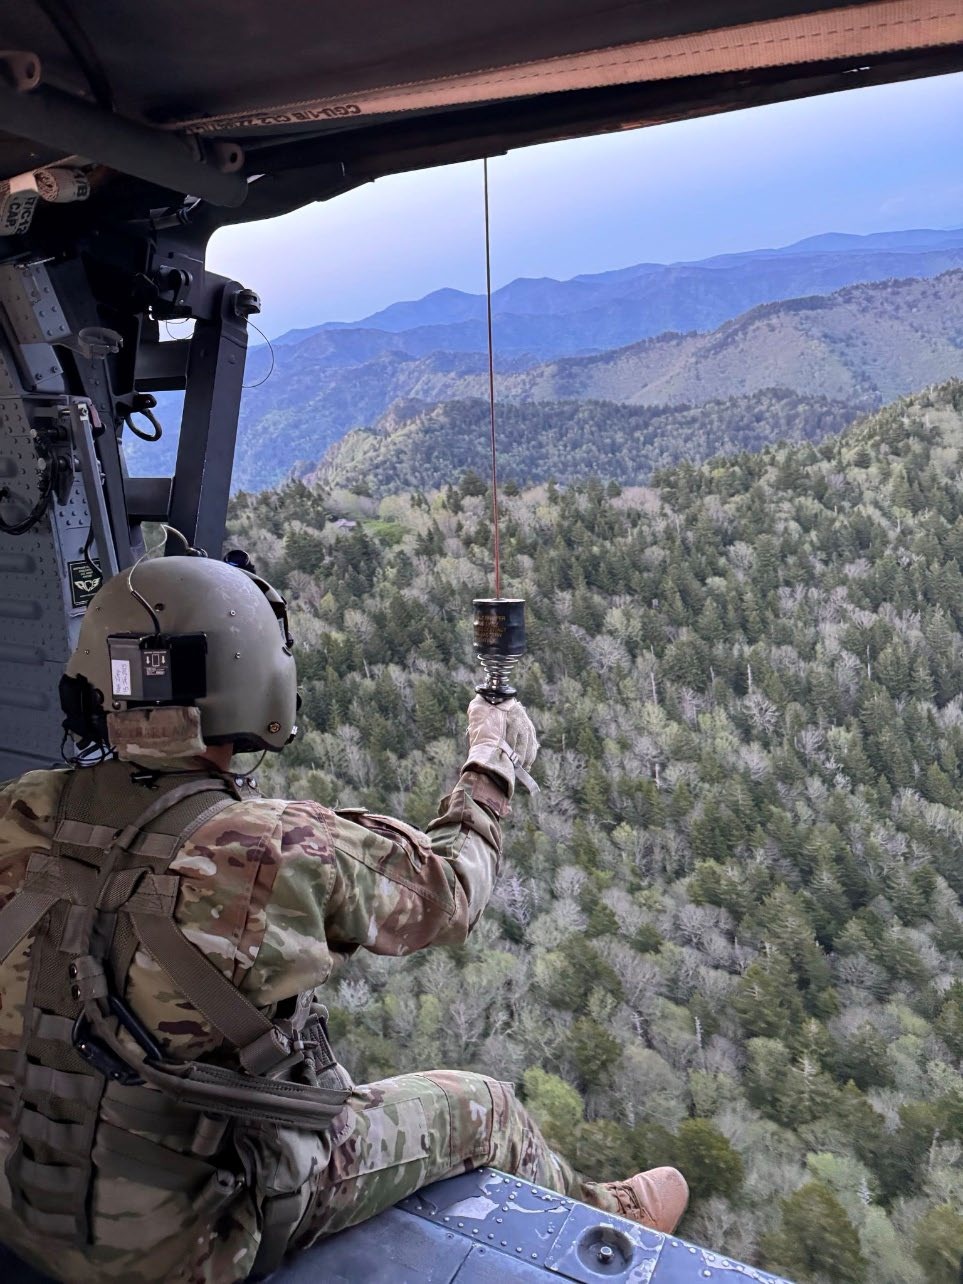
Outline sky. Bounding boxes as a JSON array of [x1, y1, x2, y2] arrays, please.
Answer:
[[207, 72, 963, 340]]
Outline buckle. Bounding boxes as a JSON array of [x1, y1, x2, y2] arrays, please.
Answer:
[[71, 993, 164, 1086], [72, 1012, 142, 1085]]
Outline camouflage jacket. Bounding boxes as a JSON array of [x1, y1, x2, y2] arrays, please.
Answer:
[[0, 759, 508, 1283]]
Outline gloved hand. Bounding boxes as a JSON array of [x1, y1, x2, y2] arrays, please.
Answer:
[[462, 695, 539, 796]]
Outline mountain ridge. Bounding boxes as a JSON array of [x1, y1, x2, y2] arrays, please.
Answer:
[[306, 271, 963, 497], [125, 229, 963, 492]]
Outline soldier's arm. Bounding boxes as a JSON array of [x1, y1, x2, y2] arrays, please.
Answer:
[[324, 767, 510, 955]]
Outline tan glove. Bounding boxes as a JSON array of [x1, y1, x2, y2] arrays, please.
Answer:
[[463, 694, 539, 796]]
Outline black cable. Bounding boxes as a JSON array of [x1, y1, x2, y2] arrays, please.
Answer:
[[33, 0, 114, 110], [483, 158, 502, 599], [0, 459, 55, 536], [242, 323, 276, 389]]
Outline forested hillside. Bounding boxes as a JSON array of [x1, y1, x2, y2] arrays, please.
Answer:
[[423, 270, 963, 411], [246, 269, 963, 490], [229, 382, 963, 1283], [317, 390, 859, 496]]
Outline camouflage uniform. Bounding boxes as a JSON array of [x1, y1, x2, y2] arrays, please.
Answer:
[[0, 761, 612, 1283]]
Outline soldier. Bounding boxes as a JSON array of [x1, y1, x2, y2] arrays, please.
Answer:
[[0, 554, 687, 1284]]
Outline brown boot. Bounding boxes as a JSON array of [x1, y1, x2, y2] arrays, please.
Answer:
[[602, 1166, 689, 1233]]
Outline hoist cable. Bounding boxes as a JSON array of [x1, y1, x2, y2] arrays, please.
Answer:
[[483, 157, 501, 600]]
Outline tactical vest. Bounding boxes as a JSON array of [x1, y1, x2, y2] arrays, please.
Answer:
[[0, 761, 351, 1276]]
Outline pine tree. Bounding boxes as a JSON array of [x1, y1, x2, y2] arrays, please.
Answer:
[[763, 1182, 867, 1283]]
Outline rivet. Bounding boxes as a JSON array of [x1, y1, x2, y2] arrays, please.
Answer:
[[500, 1240, 507, 1247], [515, 1246, 522, 1254], [234, 651, 241, 659], [496, 1217, 503, 1223], [703, 1273, 712, 1279], [487, 1234, 494, 1240], [229, 610, 237, 616], [531, 1253, 538, 1260], [84, 648, 90, 655], [472, 1228, 478, 1235], [443, 1216, 450, 1222], [68, 964, 78, 978], [457, 1221, 464, 1228], [70, 985, 81, 1000]]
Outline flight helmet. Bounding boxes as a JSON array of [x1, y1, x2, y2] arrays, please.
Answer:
[[61, 554, 298, 753]]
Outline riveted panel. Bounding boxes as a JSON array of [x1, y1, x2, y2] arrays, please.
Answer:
[[0, 265, 112, 771]]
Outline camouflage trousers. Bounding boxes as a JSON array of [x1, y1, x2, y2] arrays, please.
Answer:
[[296, 1069, 620, 1246]]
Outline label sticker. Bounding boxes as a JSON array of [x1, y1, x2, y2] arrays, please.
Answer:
[[111, 659, 132, 697], [68, 558, 103, 608], [143, 649, 168, 677]]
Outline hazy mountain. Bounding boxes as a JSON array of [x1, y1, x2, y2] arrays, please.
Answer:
[[277, 226, 963, 359], [125, 231, 963, 492]]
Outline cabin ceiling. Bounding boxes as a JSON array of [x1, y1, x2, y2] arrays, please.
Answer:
[[0, 0, 960, 231]]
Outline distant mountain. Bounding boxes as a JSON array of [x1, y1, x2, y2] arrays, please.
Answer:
[[315, 389, 861, 497], [305, 226, 963, 349], [124, 230, 963, 491]]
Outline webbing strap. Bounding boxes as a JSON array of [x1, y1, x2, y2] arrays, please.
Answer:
[[111, 779, 232, 852], [33, 1013, 74, 1041], [54, 819, 116, 848], [0, 887, 63, 965], [137, 1056, 349, 1130], [56, 819, 182, 863], [21, 1063, 101, 1106], [93, 1121, 213, 1190], [498, 739, 540, 795], [19, 1108, 87, 1155], [130, 911, 272, 1051], [252, 1192, 305, 1280], [21, 1202, 81, 1237], [100, 1081, 196, 1138], [20, 1156, 85, 1195]]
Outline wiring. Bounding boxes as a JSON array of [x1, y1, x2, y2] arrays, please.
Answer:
[[0, 444, 55, 536], [33, 0, 114, 110], [242, 322, 276, 389], [125, 528, 165, 633]]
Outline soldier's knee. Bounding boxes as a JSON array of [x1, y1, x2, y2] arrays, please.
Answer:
[[419, 1070, 504, 1166]]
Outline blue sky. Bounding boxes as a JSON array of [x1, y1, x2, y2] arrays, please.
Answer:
[[208, 72, 963, 340]]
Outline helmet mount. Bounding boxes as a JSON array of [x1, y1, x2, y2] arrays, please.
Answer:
[[61, 551, 298, 757]]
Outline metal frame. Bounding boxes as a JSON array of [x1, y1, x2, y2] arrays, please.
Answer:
[[0, 218, 258, 773]]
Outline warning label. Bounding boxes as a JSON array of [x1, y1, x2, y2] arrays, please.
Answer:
[[68, 559, 103, 608]]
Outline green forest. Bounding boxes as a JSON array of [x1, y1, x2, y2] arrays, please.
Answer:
[[318, 388, 860, 497], [228, 381, 963, 1284]]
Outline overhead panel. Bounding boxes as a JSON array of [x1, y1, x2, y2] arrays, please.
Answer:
[[171, 0, 963, 136]]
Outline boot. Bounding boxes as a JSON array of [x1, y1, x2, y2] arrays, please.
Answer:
[[601, 1166, 689, 1234]]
